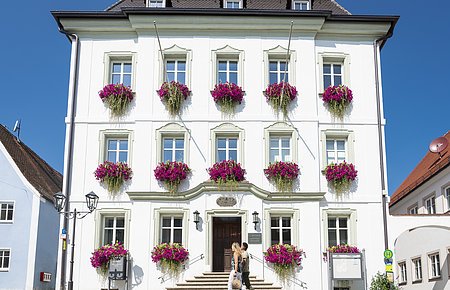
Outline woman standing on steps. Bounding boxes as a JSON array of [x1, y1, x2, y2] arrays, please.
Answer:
[[227, 242, 242, 290]]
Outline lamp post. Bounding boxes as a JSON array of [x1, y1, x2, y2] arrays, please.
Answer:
[[53, 191, 99, 290], [252, 211, 259, 230]]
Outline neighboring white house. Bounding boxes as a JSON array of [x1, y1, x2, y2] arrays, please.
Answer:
[[389, 132, 450, 289], [0, 124, 62, 290], [53, 1, 398, 289]]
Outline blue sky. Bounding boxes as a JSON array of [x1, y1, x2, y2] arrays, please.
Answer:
[[0, 0, 448, 195]]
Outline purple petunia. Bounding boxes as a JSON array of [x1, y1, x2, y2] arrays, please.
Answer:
[[90, 242, 128, 274], [94, 161, 133, 193], [154, 161, 191, 193], [323, 161, 357, 193], [322, 85, 353, 118], [211, 82, 244, 113], [264, 82, 297, 116], [207, 160, 246, 185], [264, 161, 300, 192], [158, 81, 190, 116], [98, 83, 134, 116]]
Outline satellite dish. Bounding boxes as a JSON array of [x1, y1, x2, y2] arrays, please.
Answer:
[[429, 137, 448, 157]]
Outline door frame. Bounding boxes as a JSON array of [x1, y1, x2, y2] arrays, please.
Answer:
[[205, 209, 247, 272]]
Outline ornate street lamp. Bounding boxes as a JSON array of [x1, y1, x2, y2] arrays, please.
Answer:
[[53, 192, 99, 290], [252, 211, 259, 230], [193, 210, 200, 230]]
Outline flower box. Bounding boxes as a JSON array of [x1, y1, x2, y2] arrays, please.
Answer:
[[322, 85, 353, 118], [264, 244, 305, 283], [94, 161, 133, 194], [154, 161, 191, 193], [323, 161, 357, 194], [158, 81, 190, 116], [211, 82, 244, 114], [90, 242, 128, 276], [264, 82, 297, 117], [151, 243, 189, 277], [264, 161, 299, 192], [207, 160, 246, 188], [99, 83, 134, 117]]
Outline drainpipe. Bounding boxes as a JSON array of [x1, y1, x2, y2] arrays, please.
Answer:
[[373, 25, 395, 251], [56, 20, 80, 290]]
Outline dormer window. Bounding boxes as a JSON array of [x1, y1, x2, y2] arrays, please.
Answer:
[[224, 0, 242, 9], [149, 0, 165, 8], [292, 0, 310, 10]]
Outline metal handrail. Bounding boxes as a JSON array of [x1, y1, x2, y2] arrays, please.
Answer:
[[158, 253, 204, 283], [249, 253, 307, 289]]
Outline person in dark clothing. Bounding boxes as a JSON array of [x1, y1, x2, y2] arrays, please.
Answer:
[[241, 242, 253, 290]]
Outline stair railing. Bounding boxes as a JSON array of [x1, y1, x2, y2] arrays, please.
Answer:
[[249, 253, 307, 289], [158, 253, 204, 283]]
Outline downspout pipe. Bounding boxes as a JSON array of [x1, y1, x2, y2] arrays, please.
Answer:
[[56, 18, 80, 290], [373, 21, 396, 251]]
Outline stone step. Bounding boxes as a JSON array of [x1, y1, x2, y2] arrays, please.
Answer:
[[187, 279, 264, 282], [167, 287, 282, 290], [177, 282, 274, 286]]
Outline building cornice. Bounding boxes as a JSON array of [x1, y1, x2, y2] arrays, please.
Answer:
[[127, 181, 326, 201]]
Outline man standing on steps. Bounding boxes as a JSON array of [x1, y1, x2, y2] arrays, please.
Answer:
[[241, 242, 253, 290]]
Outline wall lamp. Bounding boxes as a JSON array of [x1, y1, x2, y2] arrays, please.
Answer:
[[193, 210, 200, 230], [252, 211, 259, 230]]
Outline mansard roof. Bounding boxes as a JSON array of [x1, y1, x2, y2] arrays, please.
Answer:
[[0, 125, 63, 202], [390, 131, 450, 207], [107, 0, 350, 15]]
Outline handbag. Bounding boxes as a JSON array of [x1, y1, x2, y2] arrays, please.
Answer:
[[232, 277, 241, 289]]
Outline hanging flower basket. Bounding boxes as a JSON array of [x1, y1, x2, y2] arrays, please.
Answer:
[[99, 83, 134, 116], [264, 161, 300, 192], [322, 161, 357, 193], [151, 243, 189, 278], [323, 244, 360, 262], [211, 82, 244, 114], [264, 82, 297, 117], [322, 85, 353, 118], [264, 244, 305, 284], [207, 160, 246, 188], [94, 161, 133, 194], [158, 81, 190, 116], [154, 161, 191, 194], [90, 242, 128, 276]]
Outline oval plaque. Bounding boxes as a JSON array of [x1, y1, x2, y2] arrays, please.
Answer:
[[216, 196, 237, 207]]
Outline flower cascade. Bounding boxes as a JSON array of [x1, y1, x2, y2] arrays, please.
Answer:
[[154, 161, 191, 193], [94, 161, 133, 193], [151, 243, 189, 277], [322, 85, 353, 118], [158, 81, 190, 116], [328, 244, 361, 254], [264, 82, 297, 117], [207, 160, 246, 188], [323, 161, 357, 193], [99, 83, 134, 116], [264, 161, 299, 192], [211, 82, 244, 113], [90, 242, 128, 275], [264, 244, 305, 283]]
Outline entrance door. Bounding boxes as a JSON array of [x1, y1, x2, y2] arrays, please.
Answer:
[[212, 217, 241, 272]]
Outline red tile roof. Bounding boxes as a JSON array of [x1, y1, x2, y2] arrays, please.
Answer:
[[390, 131, 450, 207], [0, 125, 63, 202]]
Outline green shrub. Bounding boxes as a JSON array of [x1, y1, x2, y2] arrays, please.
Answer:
[[370, 272, 398, 290]]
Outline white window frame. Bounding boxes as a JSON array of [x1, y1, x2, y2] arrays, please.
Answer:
[[325, 139, 347, 165], [321, 130, 355, 168], [99, 130, 134, 165], [102, 215, 126, 246], [264, 122, 298, 165], [317, 52, 351, 93], [162, 136, 185, 163], [160, 215, 184, 244], [216, 136, 239, 162], [292, 0, 310, 10], [264, 208, 299, 247], [270, 216, 292, 245], [424, 195, 436, 214], [428, 252, 441, 279], [0, 248, 11, 271], [322, 63, 343, 89], [211, 123, 245, 165], [148, 0, 166, 8], [408, 204, 418, 215], [444, 186, 450, 212], [0, 201, 14, 223], [156, 123, 190, 164], [269, 136, 292, 163], [164, 59, 187, 84], [212, 45, 244, 89], [327, 216, 350, 247], [154, 208, 189, 247], [217, 59, 239, 84], [224, 0, 242, 9], [411, 257, 422, 282], [94, 209, 131, 248], [159, 45, 192, 88], [264, 46, 296, 87], [398, 261, 407, 284], [105, 137, 129, 163], [103, 52, 137, 90], [268, 59, 289, 84], [323, 209, 357, 248]]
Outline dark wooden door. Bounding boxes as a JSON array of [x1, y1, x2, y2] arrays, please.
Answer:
[[212, 217, 241, 272]]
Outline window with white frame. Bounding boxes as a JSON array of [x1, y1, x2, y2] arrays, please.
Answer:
[[156, 123, 189, 164], [408, 205, 418, 215], [412, 257, 422, 281], [327, 217, 349, 246], [217, 136, 238, 162], [429, 252, 441, 279], [270, 216, 291, 245], [106, 138, 128, 163], [326, 139, 346, 165], [224, 0, 241, 8], [102, 215, 125, 245], [269, 135, 291, 163], [323, 63, 343, 89], [165, 59, 186, 84], [163, 137, 184, 162], [398, 262, 407, 284], [446, 186, 450, 211], [149, 0, 165, 7], [0, 202, 14, 222], [425, 196, 436, 214], [111, 61, 132, 87], [292, 0, 309, 10], [217, 59, 238, 84], [318, 53, 350, 93], [269, 60, 289, 84], [161, 216, 183, 244], [0, 249, 10, 271]]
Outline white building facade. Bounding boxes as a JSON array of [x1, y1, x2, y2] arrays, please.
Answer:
[[53, 1, 398, 289]]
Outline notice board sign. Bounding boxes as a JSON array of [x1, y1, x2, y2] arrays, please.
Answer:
[[331, 253, 363, 280], [248, 233, 262, 244], [109, 256, 127, 280]]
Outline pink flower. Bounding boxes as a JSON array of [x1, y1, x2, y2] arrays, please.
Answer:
[[154, 161, 191, 193], [207, 160, 246, 184]]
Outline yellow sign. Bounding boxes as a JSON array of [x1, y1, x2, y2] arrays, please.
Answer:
[[385, 264, 393, 272]]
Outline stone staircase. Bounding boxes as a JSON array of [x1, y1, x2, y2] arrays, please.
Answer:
[[166, 272, 282, 290]]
